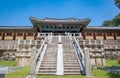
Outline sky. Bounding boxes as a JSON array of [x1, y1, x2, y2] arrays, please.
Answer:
[[0, 0, 119, 26]]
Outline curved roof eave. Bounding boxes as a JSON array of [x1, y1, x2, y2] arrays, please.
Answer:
[[30, 16, 91, 26]]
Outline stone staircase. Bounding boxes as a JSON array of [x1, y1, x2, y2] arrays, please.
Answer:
[[37, 36, 81, 75], [62, 36, 81, 75], [37, 37, 58, 75]]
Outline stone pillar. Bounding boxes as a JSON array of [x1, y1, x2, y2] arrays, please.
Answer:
[[84, 47, 92, 77], [89, 39, 91, 45], [26, 47, 36, 78], [79, 33, 82, 37]]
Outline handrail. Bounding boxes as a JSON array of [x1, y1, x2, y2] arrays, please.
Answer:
[[35, 36, 47, 73], [73, 37, 85, 74], [68, 34, 85, 74]]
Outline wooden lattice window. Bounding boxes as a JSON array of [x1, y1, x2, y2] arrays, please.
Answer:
[[6, 32, 12, 36], [97, 32, 102, 36], [87, 32, 92, 36], [107, 33, 112, 36], [17, 32, 23, 36], [28, 32, 33, 36]]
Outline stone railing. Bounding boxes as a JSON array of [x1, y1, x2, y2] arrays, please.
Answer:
[[0, 45, 18, 50], [67, 32, 82, 37], [17, 40, 41, 52], [79, 39, 103, 46], [0, 40, 18, 50], [68, 34, 85, 74], [38, 32, 53, 38], [18, 40, 39, 45]]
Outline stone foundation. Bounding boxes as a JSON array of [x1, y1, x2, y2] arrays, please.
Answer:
[[0, 51, 16, 60], [105, 50, 120, 60]]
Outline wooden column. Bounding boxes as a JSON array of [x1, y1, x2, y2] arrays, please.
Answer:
[[93, 32, 96, 40], [23, 31, 26, 40], [13, 32, 16, 40], [103, 32, 106, 40], [113, 32, 117, 40], [34, 32, 38, 40], [2, 32, 5, 40], [83, 32, 86, 40]]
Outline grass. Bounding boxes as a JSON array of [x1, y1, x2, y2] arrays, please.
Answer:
[[92, 69, 120, 78], [105, 59, 120, 66], [0, 60, 120, 78], [0, 61, 29, 78], [5, 67, 29, 78], [0, 60, 16, 67]]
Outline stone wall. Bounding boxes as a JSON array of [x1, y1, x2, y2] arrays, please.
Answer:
[[0, 51, 16, 60], [105, 50, 120, 60]]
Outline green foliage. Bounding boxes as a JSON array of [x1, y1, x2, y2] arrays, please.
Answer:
[[102, 0, 120, 26], [0, 60, 16, 67], [5, 67, 29, 78], [102, 20, 113, 26], [114, 0, 120, 9], [102, 13, 120, 26], [111, 13, 120, 26]]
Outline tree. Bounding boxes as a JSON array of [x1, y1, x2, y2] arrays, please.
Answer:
[[111, 13, 120, 26], [102, 14, 120, 26], [102, 20, 112, 26], [102, 0, 120, 26], [114, 0, 120, 9]]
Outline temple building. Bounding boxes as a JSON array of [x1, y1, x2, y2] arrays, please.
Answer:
[[0, 17, 120, 75], [0, 17, 120, 40]]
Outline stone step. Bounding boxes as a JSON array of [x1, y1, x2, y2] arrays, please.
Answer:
[[63, 61, 79, 62], [42, 59, 57, 60], [64, 67, 81, 70], [41, 64, 56, 67], [64, 72, 81, 75], [42, 58, 57, 60], [64, 70, 81, 72], [64, 64, 80, 67], [64, 58, 78, 59], [41, 63, 57, 65], [39, 67, 56, 70], [64, 61, 79, 63], [64, 62, 79, 64], [38, 70, 56, 73], [63, 59, 78, 60], [41, 62, 57, 64], [42, 60, 57, 62], [37, 73, 56, 75]]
